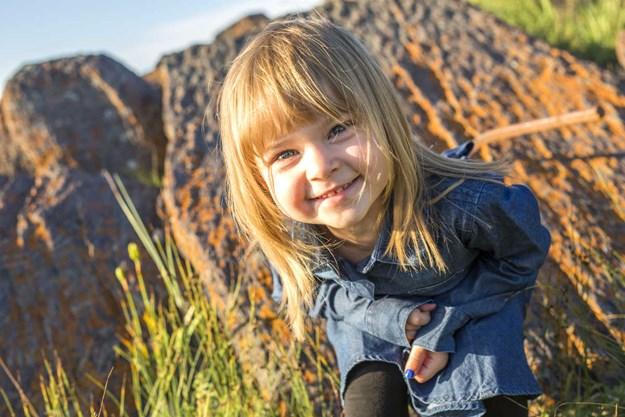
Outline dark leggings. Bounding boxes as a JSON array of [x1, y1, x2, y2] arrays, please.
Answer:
[[343, 361, 529, 417]]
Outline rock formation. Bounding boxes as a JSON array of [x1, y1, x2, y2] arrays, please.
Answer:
[[0, 54, 165, 411]]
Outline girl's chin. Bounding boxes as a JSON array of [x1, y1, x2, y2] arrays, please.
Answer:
[[320, 215, 364, 231]]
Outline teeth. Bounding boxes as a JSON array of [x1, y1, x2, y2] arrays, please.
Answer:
[[319, 179, 353, 199]]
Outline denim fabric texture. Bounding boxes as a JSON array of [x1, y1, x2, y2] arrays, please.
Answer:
[[269, 142, 552, 417]]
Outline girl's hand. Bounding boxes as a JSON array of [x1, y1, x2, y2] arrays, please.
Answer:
[[405, 303, 436, 343], [403, 347, 449, 383]]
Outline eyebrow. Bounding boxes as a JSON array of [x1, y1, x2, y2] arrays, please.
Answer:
[[263, 116, 335, 155], [264, 136, 295, 155]]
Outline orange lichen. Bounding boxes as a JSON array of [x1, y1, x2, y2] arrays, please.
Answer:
[[565, 325, 601, 368], [271, 318, 292, 342], [248, 284, 266, 304], [303, 369, 316, 384], [531, 136, 553, 159], [258, 304, 277, 320], [392, 63, 457, 148]]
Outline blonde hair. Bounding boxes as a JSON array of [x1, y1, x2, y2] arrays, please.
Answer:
[[217, 16, 511, 341]]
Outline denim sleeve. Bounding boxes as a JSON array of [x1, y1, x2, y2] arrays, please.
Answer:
[[269, 263, 427, 348], [309, 278, 431, 348], [410, 179, 552, 353]]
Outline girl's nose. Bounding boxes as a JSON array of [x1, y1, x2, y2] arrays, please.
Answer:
[[304, 143, 338, 180]]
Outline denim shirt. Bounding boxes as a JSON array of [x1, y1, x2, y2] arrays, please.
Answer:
[[269, 142, 552, 417]]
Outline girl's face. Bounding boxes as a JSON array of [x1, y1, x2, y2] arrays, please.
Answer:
[[256, 115, 390, 241]]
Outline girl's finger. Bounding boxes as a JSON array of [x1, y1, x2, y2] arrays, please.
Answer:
[[407, 318, 420, 328], [403, 346, 427, 379], [415, 353, 448, 383], [408, 310, 431, 326], [419, 303, 437, 312], [414, 354, 435, 383]]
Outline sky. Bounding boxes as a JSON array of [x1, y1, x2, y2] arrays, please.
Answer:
[[0, 0, 321, 94]]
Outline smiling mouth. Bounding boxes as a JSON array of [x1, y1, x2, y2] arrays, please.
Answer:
[[312, 176, 360, 200]]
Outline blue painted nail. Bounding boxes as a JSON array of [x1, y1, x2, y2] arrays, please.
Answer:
[[404, 369, 414, 379]]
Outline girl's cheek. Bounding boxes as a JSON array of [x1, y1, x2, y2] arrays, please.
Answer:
[[344, 142, 366, 160], [286, 177, 312, 214], [345, 142, 371, 173], [271, 175, 300, 210], [288, 180, 307, 207]]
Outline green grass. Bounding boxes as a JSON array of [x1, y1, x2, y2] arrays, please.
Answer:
[[469, 0, 625, 66]]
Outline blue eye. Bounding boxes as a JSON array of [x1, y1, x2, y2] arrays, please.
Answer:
[[275, 149, 297, 161], [328, 121, 352, 139]]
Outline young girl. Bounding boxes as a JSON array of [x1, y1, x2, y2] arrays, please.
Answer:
[[217, 16, 551, 417]]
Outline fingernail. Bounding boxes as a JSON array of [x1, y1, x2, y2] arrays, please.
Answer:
[[404, 369, 414, 379]]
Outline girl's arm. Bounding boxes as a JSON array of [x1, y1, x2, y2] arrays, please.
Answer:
[[270, 265, 431, 348], [409, 179, 552, 353], [310, 278, 433, 348]]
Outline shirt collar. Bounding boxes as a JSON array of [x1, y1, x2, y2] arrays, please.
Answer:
[[311, 200, 401, 277], [355, 203, 401, 273], [351, 174, 450, 274], [311, 173, 456, 278]]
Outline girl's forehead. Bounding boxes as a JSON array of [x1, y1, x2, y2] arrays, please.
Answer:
[[263, 116, 334, 157], [271, 114, 331, 141], [255, 111, 328, 153]]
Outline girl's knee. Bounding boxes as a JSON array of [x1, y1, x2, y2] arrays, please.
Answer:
[[344, 361, 409, 417]]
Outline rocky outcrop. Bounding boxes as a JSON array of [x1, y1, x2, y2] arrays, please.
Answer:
[[156, 14, 270, 298], [0, 54, 166, 177], [1, 0, 625, 414], [0, 55, 164, 410]]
